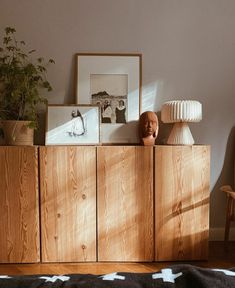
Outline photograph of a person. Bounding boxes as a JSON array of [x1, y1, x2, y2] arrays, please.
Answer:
[[91, 74, 128, 124], [68, 109, 86, 136], [115, 99, 126, 123], [46, 105, 100, 145], [102, 99, 112, 123]]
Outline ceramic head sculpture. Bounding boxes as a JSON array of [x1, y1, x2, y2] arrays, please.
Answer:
[[139, 111, 159, 146]]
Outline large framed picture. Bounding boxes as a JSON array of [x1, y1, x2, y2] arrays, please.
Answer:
[[45, 104, 100, 145], [76, 53, 141, 143]]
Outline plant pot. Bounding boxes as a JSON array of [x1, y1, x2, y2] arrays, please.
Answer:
[[1, 120, 34, 146]]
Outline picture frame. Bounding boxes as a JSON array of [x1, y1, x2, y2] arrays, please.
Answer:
[[45, 104, 100, 145], [75, 53, 142, 143]]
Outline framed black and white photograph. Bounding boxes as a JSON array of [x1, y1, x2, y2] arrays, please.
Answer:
[[76, 53, 141, 143], [45, 105, 100, 145]]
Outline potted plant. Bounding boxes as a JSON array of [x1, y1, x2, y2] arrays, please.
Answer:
[[0, 27, 54, 145]]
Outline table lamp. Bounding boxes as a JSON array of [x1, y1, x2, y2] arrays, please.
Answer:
[[161, 100, 202, 145]]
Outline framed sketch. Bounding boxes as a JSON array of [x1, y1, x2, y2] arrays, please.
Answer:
[[45, 104, 100, 145], [76, 53, 141, 143]]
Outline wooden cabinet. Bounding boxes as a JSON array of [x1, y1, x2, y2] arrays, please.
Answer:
[[0, 145, 210, 263], [0, 146, 39, 263], [155, 145, 210, 261], [40, 146, 97, 262], [97, 146, 154, 261]]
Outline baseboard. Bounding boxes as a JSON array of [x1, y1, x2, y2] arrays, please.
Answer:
[[209, 228, 235, 241]]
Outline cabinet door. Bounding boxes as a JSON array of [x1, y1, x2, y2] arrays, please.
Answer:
[[97, 146, 154, 261], [0, 147, 39, 263], [155, 145, 210, 261], [40, 146, 96, 262]]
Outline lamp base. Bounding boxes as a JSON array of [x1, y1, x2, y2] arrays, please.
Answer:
[[167, 122, 195, 145]]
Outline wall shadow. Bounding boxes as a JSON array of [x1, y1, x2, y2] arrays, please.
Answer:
[[210, 126, 235, 228], [155, 110, 172, 145]]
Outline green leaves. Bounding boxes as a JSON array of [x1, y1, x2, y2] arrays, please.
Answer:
[[5, 27, 16, 34], [3, 36, 12, 45], [42, 81, 52, 91], [37, 65, 46, 73], [0, 26, 55, 129], [17, 52, 28, 59]]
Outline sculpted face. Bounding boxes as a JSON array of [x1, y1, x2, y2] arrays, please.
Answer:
[[139, 111, 159, 139]]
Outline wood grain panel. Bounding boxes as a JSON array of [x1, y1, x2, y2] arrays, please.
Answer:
[[40, 146, 96, 262], [97, 146, 154, 261], [0, 241, 231, 274], [155, 145, 210, 261], [0, 146, 40, 263]]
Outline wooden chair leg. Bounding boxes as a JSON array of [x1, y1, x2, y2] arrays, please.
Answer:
[[224, 196, 233, 250]]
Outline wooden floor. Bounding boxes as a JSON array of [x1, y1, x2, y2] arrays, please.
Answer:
[[0, 242, 234, 275]]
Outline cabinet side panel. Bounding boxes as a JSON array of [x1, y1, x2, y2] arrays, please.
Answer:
[[40, 146, 96, 262], [155, 145, 210, 261], [191, 145, 210, 259], [97, 146, 153, 261], [0, 147, 40, 263]]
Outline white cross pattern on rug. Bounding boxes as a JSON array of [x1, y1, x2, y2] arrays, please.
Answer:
[[39, 275, 70, 283], [100, 272, 125, 281], [152, 268, 183, 283], [0, 276, 12, 279], [212, 269, 235, 276]]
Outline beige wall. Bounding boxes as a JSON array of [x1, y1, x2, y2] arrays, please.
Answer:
[[0, 0, 235, 234]]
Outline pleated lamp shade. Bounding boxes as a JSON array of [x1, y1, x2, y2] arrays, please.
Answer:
[[161, 100, 202, 145]]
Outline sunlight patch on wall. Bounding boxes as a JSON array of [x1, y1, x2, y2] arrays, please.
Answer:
[[141, 79, 166, 113]]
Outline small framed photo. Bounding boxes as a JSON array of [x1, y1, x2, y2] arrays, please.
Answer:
[[45, 104, 100, 145], [75, 53, 142, 143]]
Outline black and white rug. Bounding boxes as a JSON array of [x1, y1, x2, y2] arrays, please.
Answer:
[[0, 264, 235, 287]]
